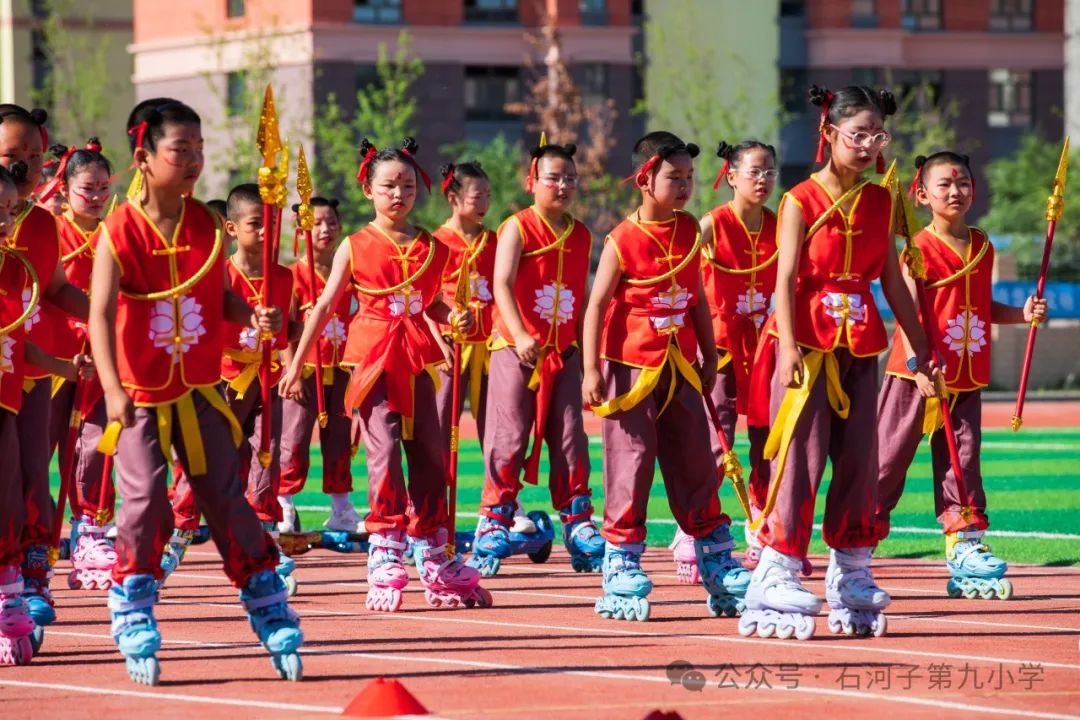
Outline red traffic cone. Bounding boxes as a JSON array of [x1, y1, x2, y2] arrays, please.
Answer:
[[341, 677, 430, 717], [642, 712, 685, 720]]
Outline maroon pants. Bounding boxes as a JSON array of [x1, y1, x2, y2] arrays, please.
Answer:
[[0, 410, 23, 566], [278, 368, 353, 496], [172, 380, 283, 527], [359, 371, 448, 538], [480, 346, 590, 512], [18, 379, 53, 550], [600, 360, 728, 545], [759, 347, 879, 557], [435, 352, 488, 449], [875, 375, 987, 538], [113, 389, 277, 586], [709, 363, 770, 513], [50, 381, 114, 521]]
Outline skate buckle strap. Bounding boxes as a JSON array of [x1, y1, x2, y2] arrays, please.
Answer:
[[568, 520, 599, 543], [169, 530, 195, 546], [368, 533, 409, 552], [108, 592, 157, 613], [699, 538, 735, 555], [476, 518, 509, 537], [242, 588, 288, 611], [560, 503, 594, 525], [834, 549, 872, 569], [110, 611, 155, 638], [483, 503, 515, 522], [954, 529, 985, 541], [0, 578, 24, 596]]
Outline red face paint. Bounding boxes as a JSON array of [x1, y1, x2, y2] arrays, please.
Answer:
[[951, 168, 959, 178]]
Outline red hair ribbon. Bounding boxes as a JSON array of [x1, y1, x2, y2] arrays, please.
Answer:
[[37, 145, 78, 202], [401, 147, 431, 192], [907, 165, 923, 198], [815, 90, 834, 164], [712, 158, 731, 191], [622, 154, 660, 186], [526, 156, 539, 192], [38, 125, 48, 152], [441, 165, 455, 194], [355, 144, 378, 184], [128, 121, 149, 152]]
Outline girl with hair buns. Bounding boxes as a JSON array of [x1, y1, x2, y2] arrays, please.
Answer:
[[282, 137, 492, 613], [740, 85, 935, 640]]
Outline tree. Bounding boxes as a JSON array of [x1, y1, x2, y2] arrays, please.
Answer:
[[881, 73, 963, 187], [980, 134, 1080, 281]]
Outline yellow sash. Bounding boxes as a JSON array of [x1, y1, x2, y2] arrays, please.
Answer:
[[223, 348, 281, 399], [755, 350, 850, 530], [591, 345, 702, 418]]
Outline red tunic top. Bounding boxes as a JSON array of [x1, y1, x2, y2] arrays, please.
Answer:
[[220, 259, 294, 387], [602, 210, 702, 368], [291, 257, 354, 369], [702, 203, 778, 411], [884, 227, 994, 391], [6, 203, 60, 378], [102, 199, 225, 405], [341, 225, 448, 417], [775, 177, 892, 357], [432, 225, 496, 343], [50, 214, 99, 361], [0, 249, 30, 413], [492, 207, 592, 352]]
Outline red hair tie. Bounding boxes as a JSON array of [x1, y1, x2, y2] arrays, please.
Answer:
[[815, 90, 834, 164], [38, 125, 48, 153], [712, 158, 731, 191], [37, 145, 77, 202], [907, 166, 923, 198], [401, 147, 431, 192], [441, 165, 455, 194], [355, 144, 378, 184], [127, 121, 149, 152], [526, 156, 539, 192], [622, 154, 660, 186]]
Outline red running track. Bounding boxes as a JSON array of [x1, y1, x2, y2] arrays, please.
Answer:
[[3, 545, 1079, 719]]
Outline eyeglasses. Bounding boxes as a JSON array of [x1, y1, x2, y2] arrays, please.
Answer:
[[538, 174, 579, 189], [736, 168, 779, 181], [829, 125, 891, 149]]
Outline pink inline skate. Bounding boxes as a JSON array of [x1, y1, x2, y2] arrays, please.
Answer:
[[669, 528, 700, 584], [69, 517, 118, 590], [0, 565, 35, 665], [413, 529, 493, 609], [365, 530, 410, 612]]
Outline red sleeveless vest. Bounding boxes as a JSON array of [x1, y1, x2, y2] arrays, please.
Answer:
[[0, 248, 30, 412], [220, 259, 294, 387], [433, 225, 496, 343], [50, 214, 99, 361], [292, 257, 355, 368], [6, 203, 59, 378]]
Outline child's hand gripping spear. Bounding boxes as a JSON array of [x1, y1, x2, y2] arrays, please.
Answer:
[[1012, 137, 1069, 431], [293, 145, 328, 429], [255, 85, 289, 468]]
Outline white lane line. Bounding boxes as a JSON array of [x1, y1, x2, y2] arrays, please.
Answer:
[[0, 679, 343, 714]]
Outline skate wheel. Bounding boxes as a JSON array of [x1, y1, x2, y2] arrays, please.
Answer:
[[68, 573, 83, 590], [30, 626, 43, 654], [636, 598, 651, 622], [794, 615, 815, 641], [273, 652, 303, 681], [946, 578, 962, 598], [284, 576, 297, 597], [962, 586, 979, 600], [979, 587, 995, 600], [737, 615, 756, 637], [996, 578, 1013, 600], [873, 614, 887, 637], [0, 635, 34, 666], [756, 622, 776, 638], [775, 623, 795, 640], [126, 656, 161, 686], [473, 587, 494, 609]]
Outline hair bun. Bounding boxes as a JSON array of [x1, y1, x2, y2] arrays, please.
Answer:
[[878, 90, 898, 117], [359, 137, 375, 154], [564, 143, 577, 158], [86, 136, 102, 151], [28, 108, 48, 125], [685, 143, 700, 158], [529, 145, 545, 159], [291, 203, 301, 213], [439, 163, 454, 178], [914, 155, 928, 169], [8, 160, 28, 182], [401, 136, 419, 154], [716, 141, 732, 160], [808, 85, 832, 107], [49, 143, 68, 158]]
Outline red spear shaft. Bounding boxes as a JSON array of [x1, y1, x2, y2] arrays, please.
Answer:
[[303, 227, 328, 427]]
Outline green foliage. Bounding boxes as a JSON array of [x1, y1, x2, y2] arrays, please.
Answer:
[[980, 134, 1079, 281], [883, 78, 963, 184], [310, 32, 424, 233]]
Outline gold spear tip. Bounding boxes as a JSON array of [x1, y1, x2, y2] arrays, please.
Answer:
[[538, 131, 547, 147], [256, 84, 282, 165], [879, 158, 898, 188], [1054, 135, 1070, 189], [296, 143, 313, 203]]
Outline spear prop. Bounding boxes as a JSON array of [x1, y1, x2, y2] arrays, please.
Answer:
[[1012, 137, 1069, 431], [294, 144, 328, 428], [446, 251, 471, 558], [881, 160, 972, 525], [703, 394, 752, 520], [255, 85, 288, 468]]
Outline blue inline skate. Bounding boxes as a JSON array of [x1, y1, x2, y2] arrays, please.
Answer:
[[109, 574, 161, 685], [595, 543, 651, 621], [467, 503, 514, 577], [825, 547, 889, 637], [240, 570, 304, 680], [560, 495, 605, 573], [263, 522, 297, 597], [158, 528, 195, 588], [22, 544, 54, 653], [945, 528, 1012, 600], [695, 524, 751, 617]]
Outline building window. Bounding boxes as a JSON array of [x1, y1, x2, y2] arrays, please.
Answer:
[[897, 69, 943, 112], [988, 69, 1032, 128], [780, 1, 805, 18], [464, 66, 522, 139], [781, 68, 808, 113], [355, 64, 379, 96], [902, 0, 941, 30], [580, 0, 606, 25], [631, 0, 643, 21], [851, 0, 877, 27], [465, 0, 519, 24], [353, 0, 401, 24], [226, 0, 244, 18], [227, 72, 247, 117], [851, 67, 882, 87], [989, 0, 1032, 31]]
